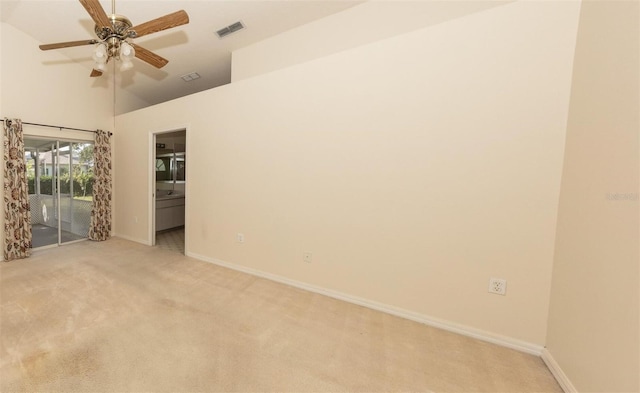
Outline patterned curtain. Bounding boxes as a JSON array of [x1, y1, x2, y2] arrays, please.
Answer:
[[88, 129, 112, 241], [3, 118, 32, 261]]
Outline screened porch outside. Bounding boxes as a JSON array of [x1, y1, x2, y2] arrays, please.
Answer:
[[25, 139, 94, 248]]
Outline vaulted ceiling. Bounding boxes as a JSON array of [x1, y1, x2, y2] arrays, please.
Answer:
[[1, 0, 362, 108]]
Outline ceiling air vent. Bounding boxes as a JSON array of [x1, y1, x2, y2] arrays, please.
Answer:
[[181, 72, 201, 82], [216, 21, 245, 38]]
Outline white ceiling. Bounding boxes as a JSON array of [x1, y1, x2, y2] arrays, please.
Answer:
[[1, 0, 362, 107]]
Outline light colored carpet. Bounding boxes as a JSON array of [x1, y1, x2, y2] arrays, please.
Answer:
[[0, 238, 562, 392]]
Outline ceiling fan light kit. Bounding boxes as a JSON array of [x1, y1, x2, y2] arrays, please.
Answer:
[[39, 0, 189, 77], [118, 42, 135, 71]]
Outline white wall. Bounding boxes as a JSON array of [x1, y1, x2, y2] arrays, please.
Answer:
[[1, 23, 113, 132], [232, 0, 511, 82], [115, 80, 151, 115], [115, 1, 580, 348], [545, 1, 639, 391], [0, 23, 116, 249]]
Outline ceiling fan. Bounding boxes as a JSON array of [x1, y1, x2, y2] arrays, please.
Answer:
[[39, 0, 189, 77]]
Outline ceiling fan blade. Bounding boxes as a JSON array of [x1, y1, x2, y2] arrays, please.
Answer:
[[39, 39, 98, 51], [130, 10, 189, 38], [131, 44, 169, 69], [79, 0, 112, 29], [90, 69, 103, 77]]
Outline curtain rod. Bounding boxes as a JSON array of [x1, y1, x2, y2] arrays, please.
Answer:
[[1, 119, 112, 136]]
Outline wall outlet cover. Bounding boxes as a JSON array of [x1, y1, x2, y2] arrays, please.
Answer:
[[489, 278, 507, 295]]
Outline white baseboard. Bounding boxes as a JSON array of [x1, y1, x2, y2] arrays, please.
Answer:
[[541, 348, 577, 393], [113, 233, 152, 246], [186, 251, 544, 356]]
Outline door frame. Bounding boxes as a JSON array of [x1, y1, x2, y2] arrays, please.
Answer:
[[148, 125, 189, 249]]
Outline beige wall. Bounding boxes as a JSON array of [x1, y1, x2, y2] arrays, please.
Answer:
[[115, 1, 580, 347], [545, 1, 640, 391], [115, 81, 150, 115], [231, 1, 511, 82], [1, 23, 113, 132]]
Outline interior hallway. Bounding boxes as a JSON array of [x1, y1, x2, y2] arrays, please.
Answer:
[[0, 238, 562, 392]]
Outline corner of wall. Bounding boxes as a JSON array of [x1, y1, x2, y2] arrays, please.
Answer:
[[545, 0, 640, 391], [541, 349, 578, 393]]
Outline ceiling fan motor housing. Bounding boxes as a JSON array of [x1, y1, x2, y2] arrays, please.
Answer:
[[94, 14, 134, 40]]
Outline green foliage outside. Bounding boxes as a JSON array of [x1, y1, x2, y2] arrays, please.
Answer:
[[26, 143, 94, 200], [27, 174, 94, 198]]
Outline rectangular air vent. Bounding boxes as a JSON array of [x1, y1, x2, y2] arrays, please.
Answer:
[[181, 72, 200, 82], [216, 21, 245, 38]]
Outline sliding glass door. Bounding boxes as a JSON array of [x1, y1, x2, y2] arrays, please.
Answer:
[[24, 137, 94, 248]]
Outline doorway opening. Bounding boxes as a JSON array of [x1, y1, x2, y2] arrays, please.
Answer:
[[151, 129, 186, 254], [24, 137, 94, 248]]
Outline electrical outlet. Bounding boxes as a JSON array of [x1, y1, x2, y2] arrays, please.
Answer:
[[236, 233, 245, 243], [303, 252, 312, 263], [488, 278, 507, 295], [133, 216, 138, 224]]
